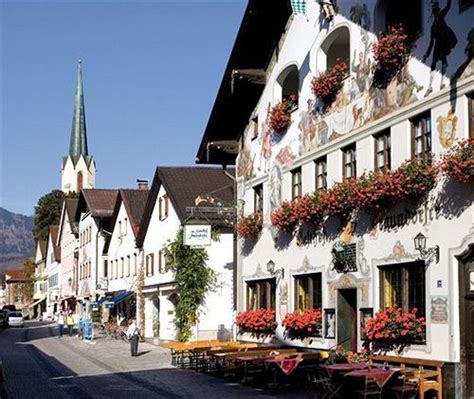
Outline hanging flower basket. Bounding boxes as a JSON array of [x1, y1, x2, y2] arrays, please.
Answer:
[[373, 25, 411, 71], [236, 309, 277, 336], [311, 61, 348, 105], [363, 306, 425, 354], [267, 95, 298, 133], [282, 308, 322, 339], [270, 200, 298, 233], [441, 138, 474, 183], [235, 212, 263, 239]]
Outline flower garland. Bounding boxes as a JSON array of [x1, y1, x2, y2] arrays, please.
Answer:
[[271, 156, 438, 233], [235, 212, 263, 239], [267, 95, 298, 133], [311, 61, 348, 105], [373, 25, 411, 70], [363, 306, 425, 353], [282, 308, 322, 338], [235, 309, 277, 335], [441, 138, 474, 183]]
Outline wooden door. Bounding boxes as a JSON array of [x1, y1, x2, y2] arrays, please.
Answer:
[[459, 247, 474, 399], [337, 289, 357, 352]]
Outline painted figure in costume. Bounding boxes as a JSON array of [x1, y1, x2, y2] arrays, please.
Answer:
[[298, 99, 318, 153], [396, 64, 424, 107], [269, 163, 282, 214], [422, 0, 457, 95]]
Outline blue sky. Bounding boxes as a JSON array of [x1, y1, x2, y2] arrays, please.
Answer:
[[1, 0, 246, 215]]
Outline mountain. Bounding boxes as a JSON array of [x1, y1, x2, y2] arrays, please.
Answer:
[[0, 207, 34, 273]]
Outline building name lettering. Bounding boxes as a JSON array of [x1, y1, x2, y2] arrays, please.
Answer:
[[376, 204, 441, 232]]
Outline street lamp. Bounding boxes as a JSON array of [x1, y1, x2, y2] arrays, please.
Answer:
[[413, 232, 439, 264]]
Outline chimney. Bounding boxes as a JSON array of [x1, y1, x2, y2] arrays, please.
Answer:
[[137, 179, 149, 191]]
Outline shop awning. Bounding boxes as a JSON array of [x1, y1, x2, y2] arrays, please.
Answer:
[[105, 291, 134, 309]]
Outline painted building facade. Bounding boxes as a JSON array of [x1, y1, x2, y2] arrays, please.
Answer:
[[33, 240, 48, 318], [45, 226, 61, 317], [197, 1, 473, 397], [137, 167, 235, 341]]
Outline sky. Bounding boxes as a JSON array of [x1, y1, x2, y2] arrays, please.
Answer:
[[0, 0, 247, 215]]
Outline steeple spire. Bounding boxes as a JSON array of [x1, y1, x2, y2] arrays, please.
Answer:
[[69, 60, 88, 160]]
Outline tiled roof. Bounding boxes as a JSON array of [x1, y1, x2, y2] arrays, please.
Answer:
[[137, 167, 234, 247], [5, 269, 30, 282], [38, 240, 47, 258], [76, 189, 119, 220], [65, 198, 79, 235], [49, 225, 61, 262], [120, 189, 149, 237]]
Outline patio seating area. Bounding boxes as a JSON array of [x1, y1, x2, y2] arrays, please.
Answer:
[[164, 341, 444, 398]]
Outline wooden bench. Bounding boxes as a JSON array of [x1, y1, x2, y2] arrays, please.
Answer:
[[369, 354, 444, 399]]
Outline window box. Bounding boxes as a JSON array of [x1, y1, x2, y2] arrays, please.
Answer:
[[441, 138, 474, 183], [311, 61, 349, 106], [235, 212, 263, 239], [235, 309, 277, 336], [267, 95, 298, 133], [282, 308, 322, 339]]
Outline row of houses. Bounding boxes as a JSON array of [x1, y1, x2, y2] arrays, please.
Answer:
[[27, 0, 473, 396]]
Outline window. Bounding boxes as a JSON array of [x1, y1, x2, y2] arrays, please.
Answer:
[[126, 256, 130, 277], [277, 65, 299, 103], [246, 279, 276, 310], [158, 250, 166, 273], [374, 0, 422, 42], [374, 130, 391, 171], [104, 260, 108, 278], [109, 261, 113, 279], [133, 254, 138, 276], [146, 254, 154, 277], [251, 116, 259, 140], [120, 258, 124, 278], [294, 273, 322, 311], [159, 195, 169, 220], [315, 157, 327, 191], [411, 112, 432, 160], [291, 167, 302, 200], [468, 93, 474, 138], [379, 261, 426, 320], [343, 144, 357, 180], [123, 218, 128, 236], [115, 260, 119, 279], [318, 26, 350, 72], [253, 184, 263, 213]]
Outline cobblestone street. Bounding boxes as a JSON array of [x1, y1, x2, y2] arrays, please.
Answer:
[[0, 322, 313, 398]]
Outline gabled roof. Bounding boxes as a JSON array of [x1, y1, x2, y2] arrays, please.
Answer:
[[75, 189, 119, 221], [196, 0, 292, 164], [49, 225, 61, 262], [136, 166, 234, 247], [37, 240, 47, 259], [104, 189, 149, 254], [58, 198, 79, 244]]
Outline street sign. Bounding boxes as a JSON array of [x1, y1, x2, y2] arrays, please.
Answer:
[[184, 224, 211, 248]]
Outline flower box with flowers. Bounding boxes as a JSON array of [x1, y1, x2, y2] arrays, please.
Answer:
[[441, 138, 474, 183], [311, 61, 348, 105], [373, 25, 411, 71], [267, 95, 298, 133], [282, 309, 322, 339], [235, 309, 277, 336], [363, 306, 425, 354], [235, 212, 263, 239], [270, 200, 298, 233]]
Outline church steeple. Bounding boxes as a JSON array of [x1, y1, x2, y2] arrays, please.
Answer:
[[61, 60, 96, 193], [69, 60, 88, 161]]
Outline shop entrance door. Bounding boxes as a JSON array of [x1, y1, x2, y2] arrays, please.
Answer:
[[459, 247, 474, 399], [337, 289, 357, 352]]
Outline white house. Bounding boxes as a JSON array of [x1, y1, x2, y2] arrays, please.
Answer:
[[197, 1, 473, 397], [75, 189, 118, 318], [32, 240, 48, 318], [102, 187, 148, 325], [45, 226, 61, 318], [136, 167, 235, 341]]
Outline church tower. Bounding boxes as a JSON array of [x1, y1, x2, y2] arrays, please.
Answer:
[[61, 60, 96, 193]]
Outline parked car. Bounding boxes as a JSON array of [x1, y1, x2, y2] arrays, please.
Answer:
[[7, 312, 24, 328], [0, 311, 5, 327], [2, 305, 16, 312]]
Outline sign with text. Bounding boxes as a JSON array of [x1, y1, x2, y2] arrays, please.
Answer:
[[184, 224, 211, 248]]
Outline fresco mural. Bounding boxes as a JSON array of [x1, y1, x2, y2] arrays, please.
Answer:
[[437, 110, 458, 148], [236, 148, 254, 179]]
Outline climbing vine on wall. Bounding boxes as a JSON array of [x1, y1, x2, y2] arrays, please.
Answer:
[[164, 228, 218, 341]]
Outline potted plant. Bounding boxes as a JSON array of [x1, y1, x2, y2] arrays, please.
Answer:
[[311, 61, 348, 106], [282, 308, 322, 339], [235, 212, 263, 239], [363, 306, 425, 354], [267, 95, 298, 133], [373, 25, 411, 72], [235, 309, 277, 336], [441, 138, 474, 183]]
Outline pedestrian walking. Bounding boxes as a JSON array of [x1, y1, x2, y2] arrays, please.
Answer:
[[73, 312, 81, 338], [57, 312, 65, 338], [126, 319, 140, 357], [67, 312, 74, 337]]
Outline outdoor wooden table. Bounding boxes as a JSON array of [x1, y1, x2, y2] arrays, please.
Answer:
[[344, 367, 400, 389], [324, 362, 369, 377]]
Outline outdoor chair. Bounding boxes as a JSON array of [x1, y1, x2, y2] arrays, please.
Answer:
[[307, 366, 342, 399], [388, 369, 420, 399], [353, 375, 383, 399]]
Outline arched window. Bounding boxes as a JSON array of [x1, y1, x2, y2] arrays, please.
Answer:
[[318, 26, 351, 72], [77, 171, 83, 191], [374, 0, 422, 42], [275, 65, 299, 103]]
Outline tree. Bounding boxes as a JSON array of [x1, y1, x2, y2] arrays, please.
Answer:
[[33, 190, 78, 241], [14, 258, 35, 304]]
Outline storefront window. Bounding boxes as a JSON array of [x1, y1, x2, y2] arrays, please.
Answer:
[[246, 278, 276, 310], [294, 273, 322, 311]]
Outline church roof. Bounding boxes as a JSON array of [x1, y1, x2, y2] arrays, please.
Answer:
[[69, 60, 89, 165]]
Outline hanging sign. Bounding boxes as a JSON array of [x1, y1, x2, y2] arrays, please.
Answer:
[[184, 224, 211, 248]]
